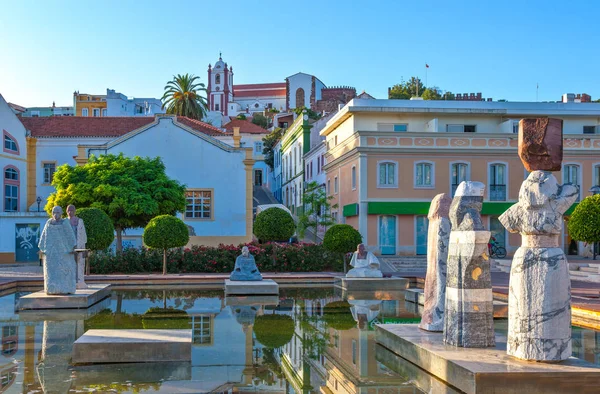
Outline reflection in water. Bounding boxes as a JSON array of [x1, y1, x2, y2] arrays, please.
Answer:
[[37, 320, 77, 393]]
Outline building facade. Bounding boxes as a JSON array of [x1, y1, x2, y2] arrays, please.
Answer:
[[320, 98, 600, 256], [105, 89, 164, 117], [19, 103, 74, 117]]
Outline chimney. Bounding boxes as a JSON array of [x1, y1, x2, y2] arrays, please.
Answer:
[[233, 126, 241, 148]]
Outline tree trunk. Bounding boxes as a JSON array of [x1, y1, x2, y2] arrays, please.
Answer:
[[163, 249, 167, 275], [343, 253, 348, 273], [163, 290, 167, 309], [115, 227, 123, 254]]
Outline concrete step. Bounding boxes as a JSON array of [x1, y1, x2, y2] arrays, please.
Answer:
[[579, 267, 599, 273]]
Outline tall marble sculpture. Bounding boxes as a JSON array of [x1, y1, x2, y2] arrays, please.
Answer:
[[230, 246, 263, 281], [38, 206, 77, 295], [443, 182, 495, 347], [67, 204, 88, 289], [347, 243, 383, 277], [419, 193, 451, 332], [499, 118, 578, 361]]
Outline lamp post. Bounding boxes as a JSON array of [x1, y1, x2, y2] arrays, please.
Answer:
[[590, 186, 600, 260], [36, 197, 41, 212]]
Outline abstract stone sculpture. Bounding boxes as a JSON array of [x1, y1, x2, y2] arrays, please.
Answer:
[[67, 205, 88, 289], [347, 243, 383, 278], [419, 193, 452, 332], [38, 206, 77, 295], [230, 246, 262, 281], [443, 182, 495, 348], [518, 118, 563, 171], [499, 171, 578, 361]]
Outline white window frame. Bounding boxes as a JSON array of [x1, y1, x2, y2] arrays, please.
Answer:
[[30, 110, 40, 117], [446, 124, 477, 133], [377, 160, 398, 188], [449, 161, 471, 196], [563, 163, 581, 201], [351, 165, 357, 190], [327, 179, 331, 195], [593, 163, 600, 187], [334, 176, 339, 194], [488, 162, 509, 201], [377, 123, 408, 132], [81, 108, 89, 117], [102, 108, 107, 117], [254, 141, 263, 154], [92, 108, 100, 117], [42, 162, 57, 185], [583, 125, 597, 134], [184, 189, 213, 220], [414, 161, 435, 189]]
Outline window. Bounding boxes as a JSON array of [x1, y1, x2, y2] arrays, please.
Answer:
[[563, 164, 580, 201], [377, 123, 408, 132], [31, 111, 40, 117], [513, 121, 519, 134], [317, 156, 321, 173], [594, 165, 600, 187], [489, 163, 507, 201], [415, 162, 433, 187], [447, 124, 476, 133], [4, 167, 19, 212], [3, 131, 18, 154], [295, 88, 305, 108], [451, 163, 469, 196], [92, 108, 100, 117], [43, 162, 56, 184], [334, 176, 338, 194], [81, 108, 89, 116], [254, 141, 263, 154], [352, 340, 357, 365], [215, 74, 221, 84], [583, 126, 596, 134], [215, 104, 219, 111], [185, 190, 212, 219], [351, 166, 356, 189], [306, 164, 310, 180], [192, 316, 212, 345], [327, 179, 331, 195], [102, 108, 107, 117], [310, 161, 313, 179], [378, 162, 397, 187]]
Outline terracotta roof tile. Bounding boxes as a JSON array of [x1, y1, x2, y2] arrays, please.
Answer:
[[223, 119, 269, 134], [176, 116, 228, 136], [233, 83, 286, 90], [234, 89, 286, 98], [20, 116, 155, 138]]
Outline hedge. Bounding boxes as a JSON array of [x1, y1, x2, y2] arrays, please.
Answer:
[[89, 242, 343, 274]]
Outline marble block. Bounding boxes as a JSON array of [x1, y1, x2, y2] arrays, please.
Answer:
[[376, 324, 600, 394], [72, 329, 192, 364], [334, 277, 409, 292], [420, 193, 451, 332], [499, 171, 579, 361], [224, 279, 278, 295], [405, 288, 508, 318], [16, 284, 111, 310], [518, 118, 563, 171]]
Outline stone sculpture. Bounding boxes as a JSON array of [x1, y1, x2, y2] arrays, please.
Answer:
[[350, 300, 382, 330], [67, 204, 88, 289], [518, 118, 563, 172], [419, 193, 452, 332], [230, 246, 262, 281], [443, 182, 495, 348], [37, 320, 77, 393], [38, 206, 77, 295], [347, 243, 383, 278]]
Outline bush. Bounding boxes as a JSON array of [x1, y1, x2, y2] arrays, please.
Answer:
[[143, 215, 190, 274], [568, 194, 600, 245], [323, 224, 362, 255], [323, 301, 356, 330], [253, 314, 294, 348], [254, 208, 295, 242], [77, 207, 114, 251]]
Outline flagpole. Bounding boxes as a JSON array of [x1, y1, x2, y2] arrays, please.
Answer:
[[425, 64, 428, 88]]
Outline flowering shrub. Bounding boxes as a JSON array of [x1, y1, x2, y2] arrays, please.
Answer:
[[90, 242, 342, 274]]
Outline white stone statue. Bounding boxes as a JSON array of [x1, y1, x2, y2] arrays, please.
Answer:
[[350, 300, 382, 330], [499, 171, 578, 361], [347, 244, 383, 278], [38, 206, 77, 294], [67, 204, 88, 289]]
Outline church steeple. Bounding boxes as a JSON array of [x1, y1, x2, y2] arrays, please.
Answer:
[[208, 53, 233, 115]]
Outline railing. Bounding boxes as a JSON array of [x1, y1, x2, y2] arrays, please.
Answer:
[[490, 185, 506, 201]]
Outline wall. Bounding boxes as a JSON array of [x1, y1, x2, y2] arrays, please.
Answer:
[[287, 73, 318, 110], [106, 90, 164, 117], [0, 213, 47, 264]]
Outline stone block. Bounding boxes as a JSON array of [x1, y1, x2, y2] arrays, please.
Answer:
[[404, 288, 508, 318], [224, 279, 279, 295], [376, 324, 600, 394], [334, 277, 409, 292], [17, 297, 111, 321], [72, 329, 191, 364], [518, 118, 563, 171], [225, 295, 280, 306], [16, 284, 111, 310]]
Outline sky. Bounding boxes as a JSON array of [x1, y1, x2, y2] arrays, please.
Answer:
[[1, 0, 599, 107]]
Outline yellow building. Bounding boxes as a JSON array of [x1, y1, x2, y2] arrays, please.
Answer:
[[73, 91, 107, 117]]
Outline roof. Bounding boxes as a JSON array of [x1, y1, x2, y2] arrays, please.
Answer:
[[233, 83, 286, 98], [21, 116, 226, 138], [222, 119, 269, 134], [8, 103, 26, 113]]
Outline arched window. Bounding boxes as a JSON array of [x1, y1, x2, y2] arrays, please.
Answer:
[[3, 130, 19, 155], [489, 163, 507, 201], [4, 166, 19, 212], [378, 161, 397, 187], [451, 162, 469, 196], [564, 164, 581, 201], [215, 74, 221, 84], [295, 88, 305, 108], [415, 162, 433, 188]]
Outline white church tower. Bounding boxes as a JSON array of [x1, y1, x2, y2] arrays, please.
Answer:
[[207, 53, 233, 116]]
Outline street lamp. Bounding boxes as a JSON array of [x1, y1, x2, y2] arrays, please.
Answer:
[[590, 186, 600, 196], [36, 196, 41, 212]]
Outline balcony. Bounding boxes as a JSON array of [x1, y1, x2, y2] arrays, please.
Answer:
[[490, 184, 506, 201]]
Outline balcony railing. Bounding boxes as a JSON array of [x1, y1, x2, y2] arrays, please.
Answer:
[[490, 184, 507, 201]]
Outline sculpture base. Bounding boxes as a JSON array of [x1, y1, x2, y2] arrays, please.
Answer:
[[224, 279, 278, 296], [404, 288, 508, 318], [16, 284, 111, 310], [376, 324, 600, 394], [334, 277, 409, 292], [72, 329, 191, 364]]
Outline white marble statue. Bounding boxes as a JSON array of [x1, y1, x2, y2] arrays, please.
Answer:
[[67, 204, 88, 289], [499, 171, 578, 361], [347, 244, 383, 278], [38, 206, 77, 295], [350, 300, 382, 330]]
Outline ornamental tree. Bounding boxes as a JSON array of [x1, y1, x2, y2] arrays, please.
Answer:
[[254, 208, 295, 242], [323, 224, 362, 271], [568, 194, 600, 259], [46, 154, 186, 253], [143, 215, 190, 275], [76, 208, 114, 251], [297, 181, 337, 243]]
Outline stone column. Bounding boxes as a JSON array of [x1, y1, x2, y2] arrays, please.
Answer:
[[443, 182, 495, 348], [419, 193, 451, 332]]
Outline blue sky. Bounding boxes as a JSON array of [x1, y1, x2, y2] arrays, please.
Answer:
[[1, 0, 598, 107]]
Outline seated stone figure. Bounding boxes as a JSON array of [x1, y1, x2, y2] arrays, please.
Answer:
[[347, 244, 383, 278], [230, 246, 262, 281]]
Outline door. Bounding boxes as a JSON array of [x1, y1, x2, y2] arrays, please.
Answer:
[[416, 216, 429, 255], [254, 170, 263, 186], [489, 216, 506, 248], [379, 216, 396, 255], [15, 224, 40, 262]]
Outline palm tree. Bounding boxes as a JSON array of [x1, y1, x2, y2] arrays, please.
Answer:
[[161, 74, 208, 120]]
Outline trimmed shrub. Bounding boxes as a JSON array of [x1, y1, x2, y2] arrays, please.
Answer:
[[568, 194, 600, 245], [253, 314, 294, 348], [323, 224, 362, 255], [323, 301, 356, 330], [143, 215, 190, 275], [76, 207, 114, 251], [254, 208, 295, 242]]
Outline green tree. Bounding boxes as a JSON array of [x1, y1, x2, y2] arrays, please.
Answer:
[[143, 215, 190, 275], [323, 301, 356, 330], [388, 77, 426, 99], [254, 208, 295, 242], [262, 128, 283, 169], [293, 106, 321, 120], [161, 73, 208, 120], [323, 224, 362, 271], [252, 113, 269, 129], [297, 181, 338, 243], [568, 194, 600, 259], [422, 87, 443, 100], [236, 114, 247, 120], [47, 154, 186, 253], [443, 91, 456, 100], [253, 314, 295, 348]]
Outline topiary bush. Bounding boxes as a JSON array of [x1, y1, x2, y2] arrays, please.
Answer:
[[77, 207, 115, 251], [253, 314, 295, 348], [254, 208, 295, 242], [568, 194, 600, 259], [143, 215, 190, 275], [323, 301, 356, 330], [323, 224, 362, 271]]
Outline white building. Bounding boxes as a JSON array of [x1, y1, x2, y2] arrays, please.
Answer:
[[105, 89, 164, 117]]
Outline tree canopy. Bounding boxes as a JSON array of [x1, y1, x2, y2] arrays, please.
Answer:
[[143, 215, 190, 274], [389, 77, 455, 100], [262, 128, 284, 170], [297, 181, 337, 242], [252, 113, 269, 129], [47, 154, 186, 253], [76, 207, 114, 251], [254, 208, 295, 242], [568, 194, 600, 258], [161, 73, 208, 120]]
